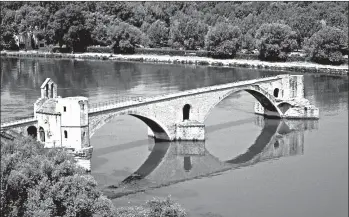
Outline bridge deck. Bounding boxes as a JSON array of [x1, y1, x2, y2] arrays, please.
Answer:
[[1, 75, 281, 128], [1, 116, 36, 129], [88, 75, 281, 114]]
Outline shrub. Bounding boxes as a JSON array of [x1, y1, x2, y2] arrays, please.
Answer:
[[135, 47, 209, 57], [0, 26, 19, 51], [147, 196, 187, 217], [235, 52, 259, 60], [255, 23, 298, 62], [191, 50, 209, 57], [205, 23, 242, 59], [86, 46, 113, 53], [51, 46, 71, 53], [304, 26, 348, 65], [0, 41, 19, 51], [135, 47, 184, 56], [115, 196, 187, 217]]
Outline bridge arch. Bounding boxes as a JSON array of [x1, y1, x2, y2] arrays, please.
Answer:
[[277, 102, 293, 114], [89, 111, 171, 141], [204, 85, 283, 121], [27, 126, 37, 138]]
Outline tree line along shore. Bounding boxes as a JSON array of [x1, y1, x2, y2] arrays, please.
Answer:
[[1, 50, 348, 76], [1, 2, 348, 66]]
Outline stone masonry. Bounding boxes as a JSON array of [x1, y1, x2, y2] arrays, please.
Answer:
[[1, 74, 319, 171]]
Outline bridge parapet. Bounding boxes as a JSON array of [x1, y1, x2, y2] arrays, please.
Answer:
[[1, 116, 36, 129], [88, 75, 281, 115]]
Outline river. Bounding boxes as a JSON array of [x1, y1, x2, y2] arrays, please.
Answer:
[[1, 57, 348, 217]]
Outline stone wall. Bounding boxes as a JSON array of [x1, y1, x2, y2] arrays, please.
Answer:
[[1, 119, 38, 138], [36, 113, 61, 147]]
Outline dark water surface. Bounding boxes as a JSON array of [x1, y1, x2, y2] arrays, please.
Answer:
[[1, 57, 348, 217]]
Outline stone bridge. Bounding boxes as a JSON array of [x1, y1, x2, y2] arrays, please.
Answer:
[[1, 75, 319, 171], [87, 74, 318, 142]]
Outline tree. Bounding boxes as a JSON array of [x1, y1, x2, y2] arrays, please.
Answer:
[[242, 33, 255, 53], [205, 22, 242, 58], [304, 26, 348, 65], [255, 23, 298, 61], [0, 9, 18, 50], [107, 22, 148, 54], [147, 20, 169, 48], [84, 12, 118, 46], [24, 5, 50, 31], [326, 11, 348, 30], [239, 13, 258, 35], [1, 1, 348, 55], [289, 11, 322, 48], [0, 137, 115, 217], [48, 4, 91, 52], [130, 3, 147, 28], [168, 13, 208, 50]]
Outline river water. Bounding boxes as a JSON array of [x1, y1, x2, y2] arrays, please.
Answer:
[[1, 57, 348, 217]]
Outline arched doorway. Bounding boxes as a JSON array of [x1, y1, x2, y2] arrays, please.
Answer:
[[39, 127, 45, 142], [183, 104, 191, 121], [27, 126, 37, 138]]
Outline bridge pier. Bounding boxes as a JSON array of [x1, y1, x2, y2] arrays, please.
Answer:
[[254, 75, 319, 119], [175, 120, 205, 141], [148, 121, 205, 141]]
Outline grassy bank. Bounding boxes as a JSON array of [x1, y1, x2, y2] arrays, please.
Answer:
[[1, 50, 348, 76]]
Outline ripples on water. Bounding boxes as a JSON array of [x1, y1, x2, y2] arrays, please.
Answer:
[[1, 57, 348, 217]]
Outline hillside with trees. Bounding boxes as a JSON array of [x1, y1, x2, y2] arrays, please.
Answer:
[[1, 1, 348, 64]]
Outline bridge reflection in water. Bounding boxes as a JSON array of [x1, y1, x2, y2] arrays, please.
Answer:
[[103, 117, 318, 199]]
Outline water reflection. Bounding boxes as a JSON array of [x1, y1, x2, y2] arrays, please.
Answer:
[[104, 117, 318, 198]]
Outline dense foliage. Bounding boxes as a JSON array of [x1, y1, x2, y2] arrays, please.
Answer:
[[107, 21, 148, 54], [205, 22, 242, 58], [0, 2, 348, 63], [116, 196, 187, 217], [0, 137, 115, 217], [304, 26, 348, 65], [0, 137, 188, 217], [255, 23, 298, 61]]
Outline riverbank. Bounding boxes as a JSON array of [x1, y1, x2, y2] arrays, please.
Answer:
[[1, 50, 348, 75]]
